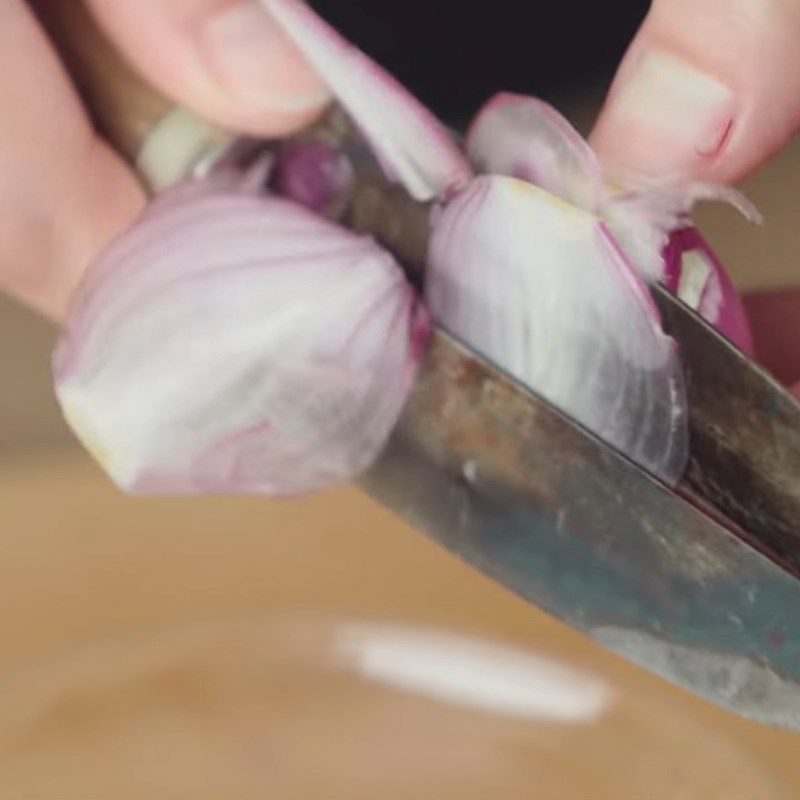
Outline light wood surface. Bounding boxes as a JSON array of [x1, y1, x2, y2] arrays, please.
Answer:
[[0, 455, 798, 795]]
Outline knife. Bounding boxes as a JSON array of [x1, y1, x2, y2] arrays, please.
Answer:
[[35, 0, 800, 729]]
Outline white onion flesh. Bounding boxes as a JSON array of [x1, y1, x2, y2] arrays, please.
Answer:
[[427, 176, 688, 484]]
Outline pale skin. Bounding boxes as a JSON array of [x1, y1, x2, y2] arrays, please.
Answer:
[[2, 0, 799, 389]]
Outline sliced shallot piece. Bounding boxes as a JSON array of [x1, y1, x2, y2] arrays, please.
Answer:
[[427, 175, 688, 484], [54, 174, 429, 497], [466, 92, 759, 348]]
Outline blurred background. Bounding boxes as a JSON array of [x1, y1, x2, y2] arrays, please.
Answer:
[[313, 0, 649, 126], [1, 0, 800, 795]]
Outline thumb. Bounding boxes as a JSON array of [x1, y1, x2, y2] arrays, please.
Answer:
[[590, 0, 800, 185], [84, 0, 330, 137]]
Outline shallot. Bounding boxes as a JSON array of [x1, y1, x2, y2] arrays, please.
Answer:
[[54, 0, 761, 495]]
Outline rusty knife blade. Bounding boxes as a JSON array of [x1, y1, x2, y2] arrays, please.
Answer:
[[359, 324, 800, 730]]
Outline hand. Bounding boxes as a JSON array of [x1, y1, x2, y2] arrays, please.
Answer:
[[590, 0, 800, 392], [0, 0, 328, 319]]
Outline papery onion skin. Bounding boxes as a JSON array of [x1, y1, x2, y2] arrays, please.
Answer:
[[261, 0, 473, 201], [54, 176, 429, 497]]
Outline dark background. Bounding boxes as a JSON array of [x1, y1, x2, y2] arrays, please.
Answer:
[[314, 1, 650, 125]]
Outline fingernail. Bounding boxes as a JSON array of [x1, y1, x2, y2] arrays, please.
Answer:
[[201, 0, 329, 112], [594, 49, 736, 179]]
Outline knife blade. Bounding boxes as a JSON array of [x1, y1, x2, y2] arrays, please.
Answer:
[[361, 322, 800, 730]]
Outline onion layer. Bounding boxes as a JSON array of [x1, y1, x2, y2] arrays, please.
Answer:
[[54, 174, 429, 497], [466, 92, 759, 352], [427, 176, 688, 484]]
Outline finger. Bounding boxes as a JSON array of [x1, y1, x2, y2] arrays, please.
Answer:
[[84, 0, 330, 136], [0, 0, 143, 319], [744, 289, 800, 388], [590, 0, 800, 185]]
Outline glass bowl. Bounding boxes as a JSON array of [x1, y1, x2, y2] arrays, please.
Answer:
[[0, 613, 788, 799]]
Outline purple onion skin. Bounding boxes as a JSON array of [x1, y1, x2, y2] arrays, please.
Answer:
[[663, 227, 754, 355], [273, 143, 354, 214]]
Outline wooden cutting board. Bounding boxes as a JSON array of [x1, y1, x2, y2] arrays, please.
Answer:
[[0, 456, 798, 796]]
